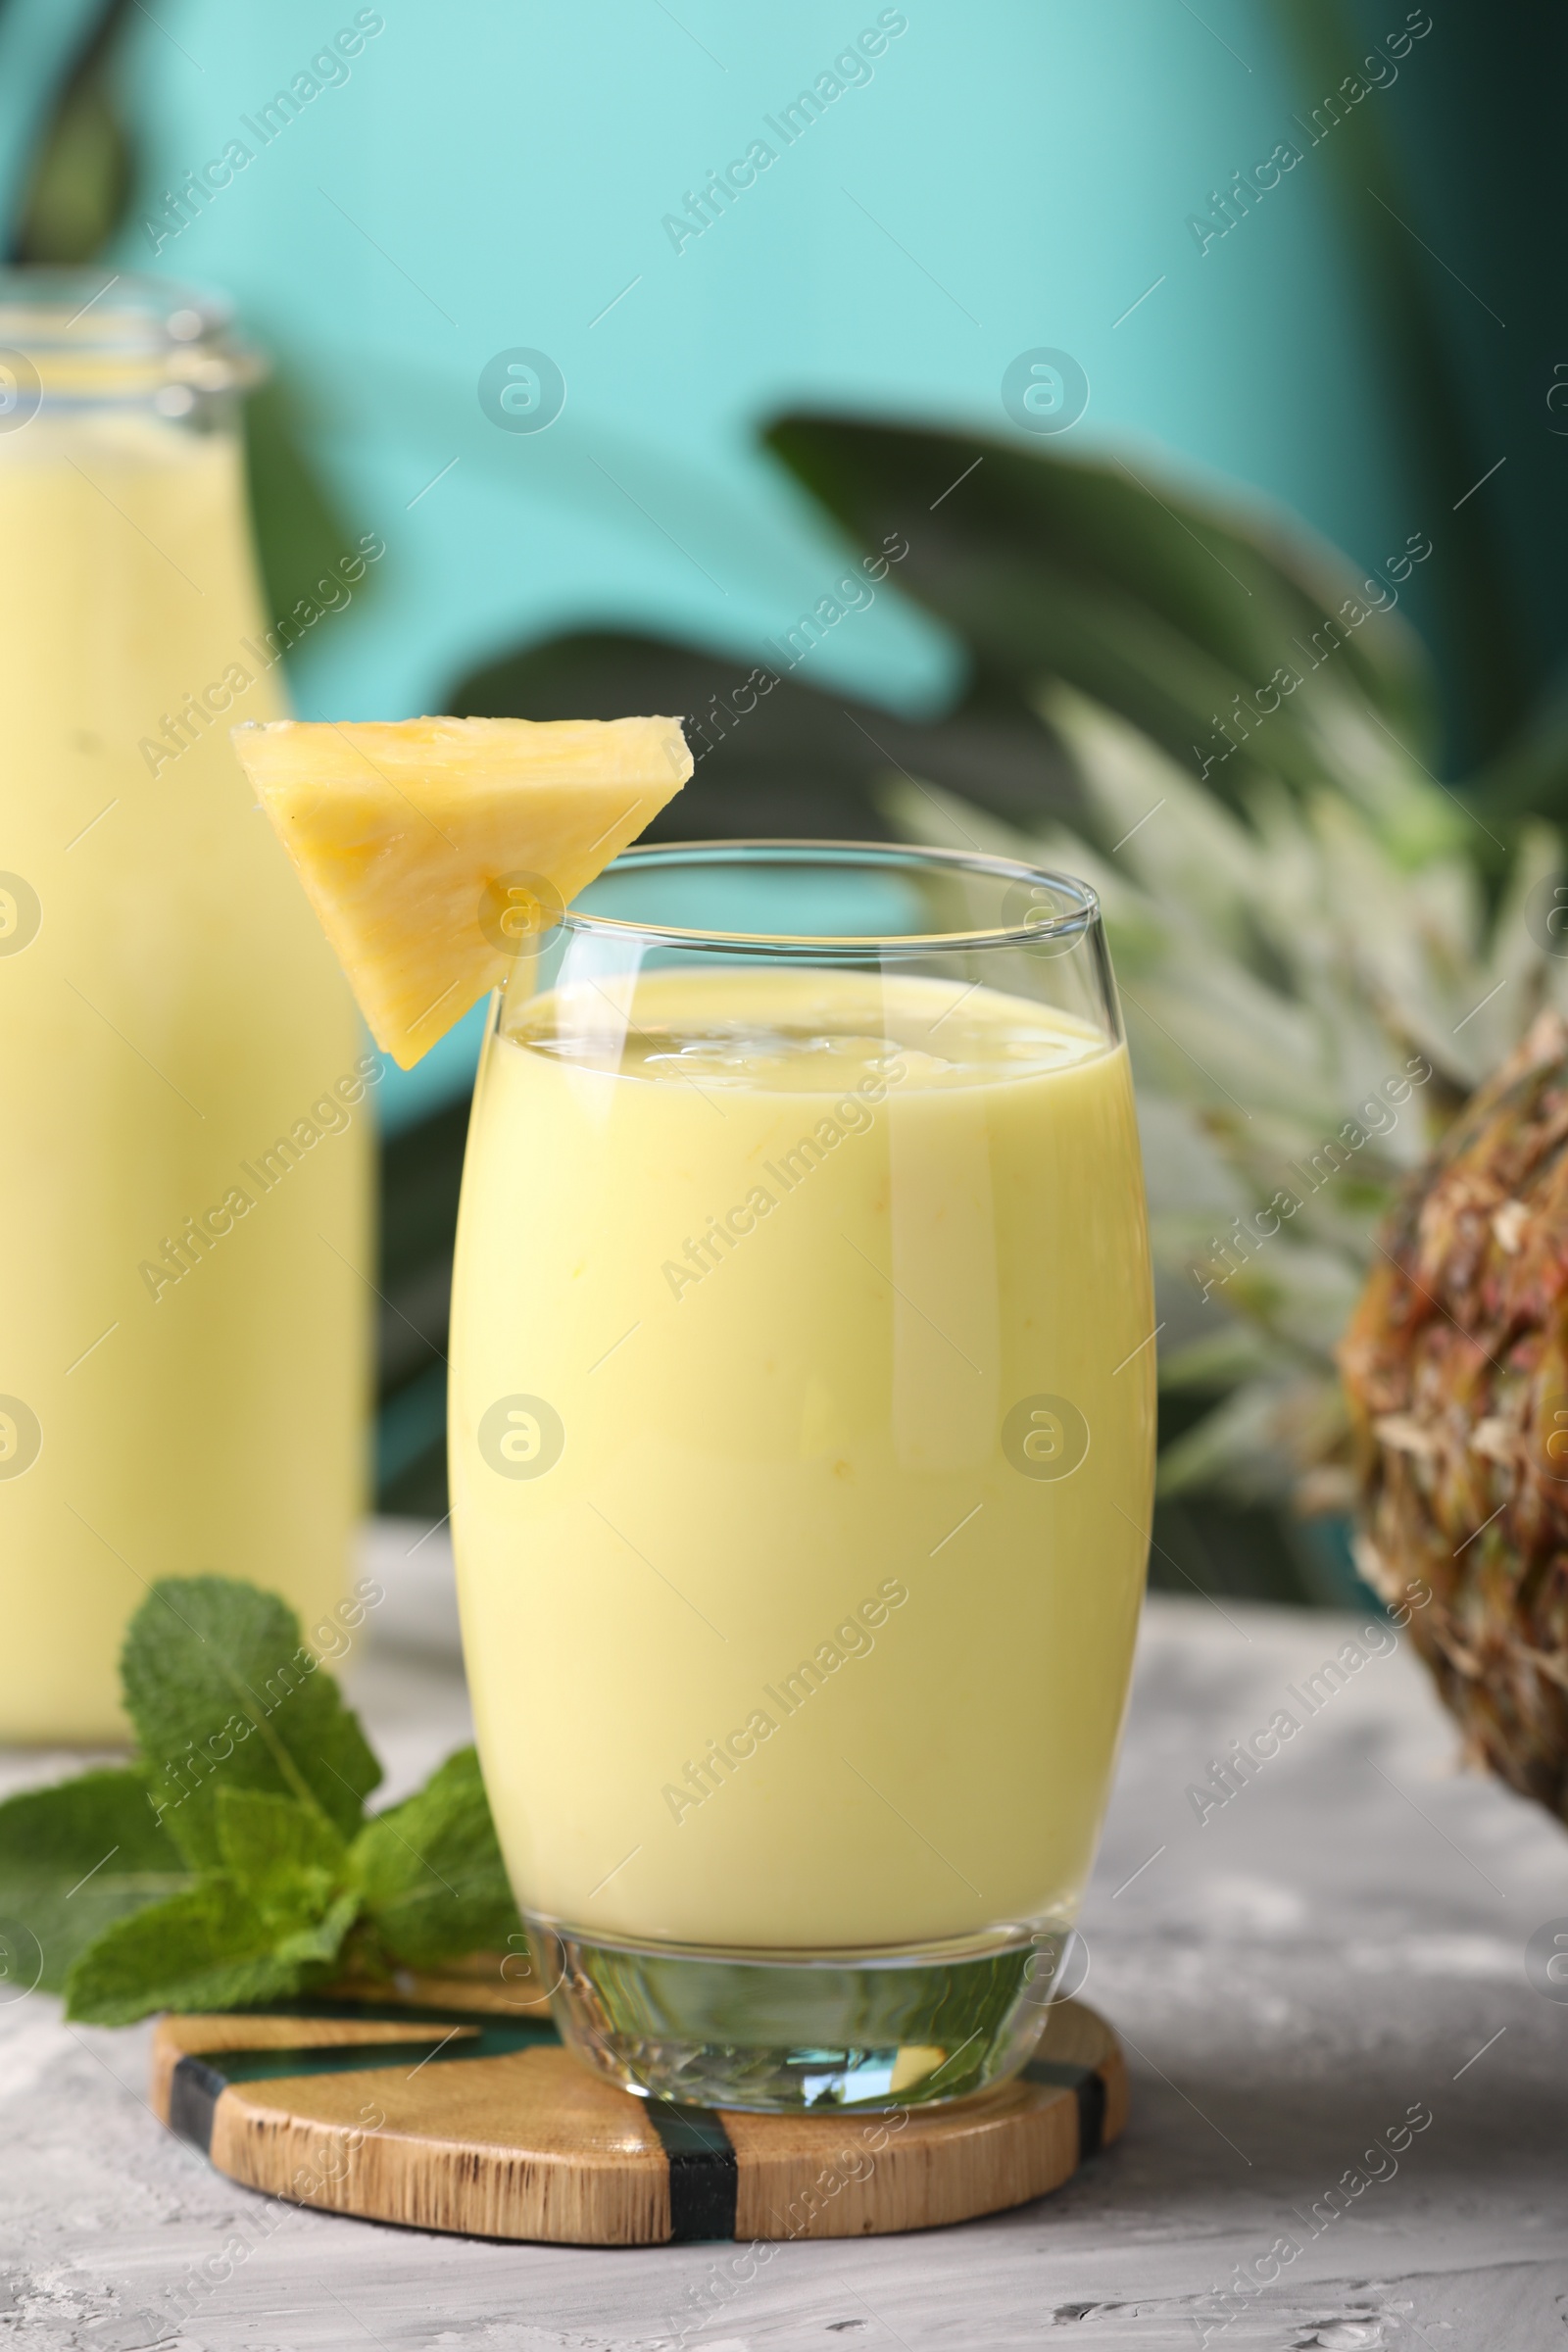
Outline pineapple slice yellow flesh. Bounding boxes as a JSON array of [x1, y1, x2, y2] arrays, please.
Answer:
[[230, 714, 691, 1067]]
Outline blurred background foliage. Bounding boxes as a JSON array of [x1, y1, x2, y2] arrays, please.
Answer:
[[5, 0, 1565, 1604]]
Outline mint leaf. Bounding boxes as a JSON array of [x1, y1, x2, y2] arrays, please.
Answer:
[[0, 1769, 190, 1992], [65, 1880, 359, 2027], [122, 1576, 381, 1868], [215, 1788, 349, 1930], [352, 1747, 522, 1969], [216, 1786, 348, 1884]]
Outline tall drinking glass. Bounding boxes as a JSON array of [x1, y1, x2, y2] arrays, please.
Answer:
[[449, 842, 1153, 2110]]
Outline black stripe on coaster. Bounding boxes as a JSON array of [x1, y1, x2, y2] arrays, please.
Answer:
[[1022, 2057, 1105, 2161], [644, 2100, 738, 2241], [168, 2055, 227, 2155], [1074, 2069, 1106, 2159]]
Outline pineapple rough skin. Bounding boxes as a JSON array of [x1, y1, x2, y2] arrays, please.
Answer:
[[1341, 1009, 1568, 1828]]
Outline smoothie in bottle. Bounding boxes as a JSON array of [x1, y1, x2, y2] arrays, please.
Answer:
[[0, 278, 369, 1739]]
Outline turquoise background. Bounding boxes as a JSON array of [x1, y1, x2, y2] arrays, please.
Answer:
[[1, 0, 1464, 1115], [3, 2, 1558, 786], [6, 1, 1556, 1131], [96, 0, 1415, 744]]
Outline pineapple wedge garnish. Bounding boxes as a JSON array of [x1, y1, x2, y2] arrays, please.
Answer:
[[231, 714, 691, 1066]]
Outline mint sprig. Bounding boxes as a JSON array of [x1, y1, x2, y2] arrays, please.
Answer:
[[0, 1577, 524, 2024]]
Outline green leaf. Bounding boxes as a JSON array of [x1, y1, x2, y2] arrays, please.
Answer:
[[0, 1769, 190, 1994], [244, 373, 371, 640], [65, 1880, 359, 2028], [121, 1576, 381, 1871], [1273, 0, 1528, 770], [351, 1747, 521, 1970], [11, 6, 133, 270], [762, 412, 1446, 847], [215, 1786, 348, 1882], [215, 1787, 349, 1925]]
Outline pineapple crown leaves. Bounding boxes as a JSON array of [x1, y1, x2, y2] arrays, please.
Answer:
[[876, 685, 1567, 1508], [0, 1577, 522, 2025], [1041, 691, 1560, 1107]]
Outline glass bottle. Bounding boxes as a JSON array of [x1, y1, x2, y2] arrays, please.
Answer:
[[0, 271, 370, 1740]]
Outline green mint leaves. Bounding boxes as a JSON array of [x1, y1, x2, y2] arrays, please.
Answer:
[[125, 1574, 382, 1866], [0, 1576, 524, 2025], [351, 1747, 527, 1969]]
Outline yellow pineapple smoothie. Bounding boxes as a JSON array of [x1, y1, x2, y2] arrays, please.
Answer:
[[0, 402, 368, 1740], [450, 962, 1154, 1953]]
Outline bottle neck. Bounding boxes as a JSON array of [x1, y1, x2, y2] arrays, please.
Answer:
[[0, 269, 261, 432]]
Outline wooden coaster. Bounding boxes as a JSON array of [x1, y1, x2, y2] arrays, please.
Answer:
[[149, 1988, 1126, 2245]]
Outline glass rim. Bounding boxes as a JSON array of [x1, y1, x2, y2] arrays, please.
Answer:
[[562, 838, 1101, 957]]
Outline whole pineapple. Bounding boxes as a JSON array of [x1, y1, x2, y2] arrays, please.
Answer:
[[1340, 1010, 1568, 1824]]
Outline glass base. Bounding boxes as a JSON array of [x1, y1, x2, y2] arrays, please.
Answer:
[[528, 1917, 1068, 2111]]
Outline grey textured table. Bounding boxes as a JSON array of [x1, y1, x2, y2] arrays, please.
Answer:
[[3, 1538, 1565, 2351]]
